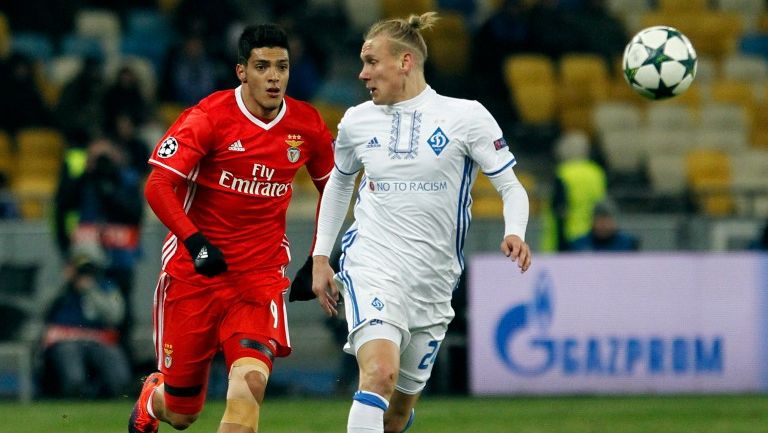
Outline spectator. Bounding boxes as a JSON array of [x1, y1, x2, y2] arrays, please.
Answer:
[[570, 199, 640, 251], [472, 0, 531, 125], [526, 0, 582, 60], [541, 130, 607, 251], [0, 53, 52, 134], [105, 111, 151, 176], [160, 33, 222, 106], [102, 65, 150, 132], [285, 32, 322, 101], [572, 0, 628, 65], [40, 252, 131, 398], [54, 137, 144, 355], [0, 170, 20, 220], [55, 56, 106, 140], [173, 0, 238, 58], [749, 221, 768, 251]]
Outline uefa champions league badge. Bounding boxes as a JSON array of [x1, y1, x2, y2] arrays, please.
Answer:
[[285, 134, 303, 163], [158, 137, 179, 158]]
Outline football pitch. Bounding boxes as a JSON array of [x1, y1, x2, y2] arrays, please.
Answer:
[[1, 394, 767, 433]]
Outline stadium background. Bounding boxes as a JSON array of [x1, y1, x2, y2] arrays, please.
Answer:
[[1, 0, 768, 430]]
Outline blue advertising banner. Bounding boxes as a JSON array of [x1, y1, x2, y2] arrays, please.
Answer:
[[468, 253, 768, 395]]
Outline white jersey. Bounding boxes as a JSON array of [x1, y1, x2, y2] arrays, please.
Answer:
[[332, 86, 516, 305]]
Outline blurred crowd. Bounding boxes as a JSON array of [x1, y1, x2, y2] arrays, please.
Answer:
[[1, 0, 768, 398]]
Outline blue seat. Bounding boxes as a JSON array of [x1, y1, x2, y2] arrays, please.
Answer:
[[126, 8, 174, 44], [739, 34, 768, 61], [61, 34, 104, 59], [10, 32, 53, 60], [120, 33, 169, 78]]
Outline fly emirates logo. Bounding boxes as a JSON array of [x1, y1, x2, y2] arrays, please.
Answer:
[[218, 163, 290, 197]]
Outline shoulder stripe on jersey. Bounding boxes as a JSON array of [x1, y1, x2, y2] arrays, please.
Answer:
[[235, 85, 287, 130], [149, 159, 189, 179], [483, 158, 517, 177]]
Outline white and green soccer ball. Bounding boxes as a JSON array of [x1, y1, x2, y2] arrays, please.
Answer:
[[622, 26, 697, 100]]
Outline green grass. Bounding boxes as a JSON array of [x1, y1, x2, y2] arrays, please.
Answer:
[[1, 395, 767, 433]]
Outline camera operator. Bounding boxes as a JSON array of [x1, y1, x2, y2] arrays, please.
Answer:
[[54, 136, 144, 363], [40, 253, 131, 398]]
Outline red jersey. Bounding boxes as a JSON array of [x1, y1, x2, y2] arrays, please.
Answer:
[[148, 87, 334, 294]]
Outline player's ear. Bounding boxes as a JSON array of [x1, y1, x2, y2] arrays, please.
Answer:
[[236, 64, 247, 83], [400, 52, 412, 72]]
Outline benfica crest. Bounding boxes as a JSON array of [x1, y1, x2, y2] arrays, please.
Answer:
[[286, 134, 303, 163], [163, 343, 173, 368]]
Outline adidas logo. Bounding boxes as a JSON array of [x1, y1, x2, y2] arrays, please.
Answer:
[[366, 137, 380, 148], [196, 247, 209, 260], [228, 140, 245, 152]]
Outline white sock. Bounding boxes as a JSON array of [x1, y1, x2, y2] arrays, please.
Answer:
[[347, 390, 388, 433]]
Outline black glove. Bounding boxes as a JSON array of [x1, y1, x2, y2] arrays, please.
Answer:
[[289, 255, 316, 302], [183, 232, 227, 277]]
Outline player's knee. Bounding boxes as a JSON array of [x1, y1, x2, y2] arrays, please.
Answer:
[[228, 357, 269, 401], [242, 368, 267, 401], [359, 361, 397, 397], [166, 412, 199, 430], [221, 358, 270, 430]]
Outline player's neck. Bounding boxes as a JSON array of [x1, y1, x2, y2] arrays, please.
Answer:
[[246, 99, 281, 121], [396, 76, 427, 104]]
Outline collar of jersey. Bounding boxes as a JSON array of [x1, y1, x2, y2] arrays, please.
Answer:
[[383, 85, 435, 113], [235, 85, 287, 130]]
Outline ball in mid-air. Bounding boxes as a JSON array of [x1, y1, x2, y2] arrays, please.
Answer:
[[622, 26, 697, 100]]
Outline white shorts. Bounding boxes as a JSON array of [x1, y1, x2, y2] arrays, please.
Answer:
[[335, 269, 454, 394]]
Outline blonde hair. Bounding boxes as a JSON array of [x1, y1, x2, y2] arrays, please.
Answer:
[[365, 11, 439, 66]]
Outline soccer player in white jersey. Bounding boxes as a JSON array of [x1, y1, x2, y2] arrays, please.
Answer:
[[310, 11, 532, 433]]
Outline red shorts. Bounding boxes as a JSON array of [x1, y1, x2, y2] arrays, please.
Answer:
[[152, 272, 291, 414]]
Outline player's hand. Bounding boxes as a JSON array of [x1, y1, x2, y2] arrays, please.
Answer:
[[289, 256, 316, 302], [311, 255, 339, 317], [501, 234, 531, 273], [183, 232, 228, 277]]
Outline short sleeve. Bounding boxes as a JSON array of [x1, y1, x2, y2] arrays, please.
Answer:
[[148, 105, 214, 179], [466, 101, 516, 177], [333, 107, 363, 175]]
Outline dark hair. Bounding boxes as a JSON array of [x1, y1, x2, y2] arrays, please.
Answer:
[[237, 24, 290, 65]]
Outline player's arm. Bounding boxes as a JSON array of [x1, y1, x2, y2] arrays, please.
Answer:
[[467, 101, 531, 272], [311, 167, 357, 316], [144, 167, 227, 277], [289, 117, 335, 301], [489, 168, 531, 273]]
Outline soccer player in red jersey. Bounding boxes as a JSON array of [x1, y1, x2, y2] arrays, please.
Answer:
[[128, 24, 334, 433]]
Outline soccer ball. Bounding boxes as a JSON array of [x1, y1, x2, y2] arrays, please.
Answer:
[[622, 26, 697, 100]]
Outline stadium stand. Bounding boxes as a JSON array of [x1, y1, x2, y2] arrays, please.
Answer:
[[503, 54, 558, 125], [686, 148, 734, 216]]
